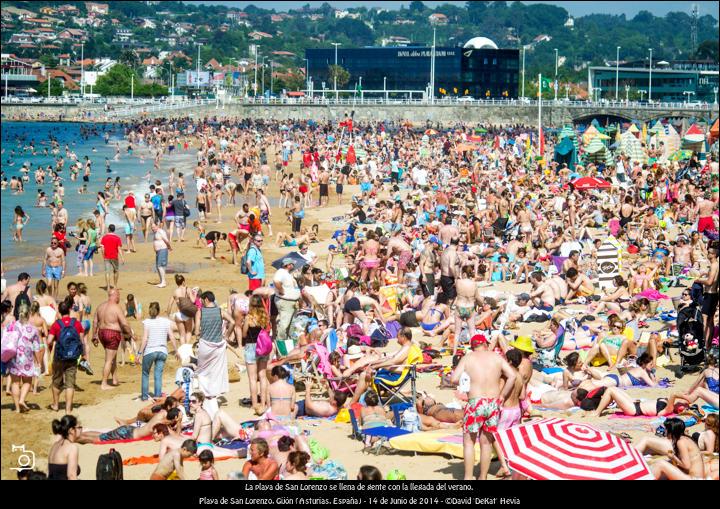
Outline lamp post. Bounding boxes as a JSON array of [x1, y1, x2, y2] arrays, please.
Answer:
[[269, 60, 274, 98], [713, 86, 718, 105], [195, 42, 203, 94], [305, 58, 309, 94], [261, 56, 266, 99], [554, 48, 558, 101], [131, 73, 134, 101], [683, 91, 695, 103], [80, 42, 84, 98], [615, 46, 621, 101], [639, 89, 647, 102], [595, 86, 602, 103], [253, 45, 259, 97], [648, 48, 653, 103], [384, 76, 387, 102], [331, 42, 341, 100], [430, 26, 436, 104], [625, 84, 630, 103], [521, 45, 525, 100]]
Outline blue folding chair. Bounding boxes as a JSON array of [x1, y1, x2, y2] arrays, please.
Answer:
[[349, 403, 411, 455]]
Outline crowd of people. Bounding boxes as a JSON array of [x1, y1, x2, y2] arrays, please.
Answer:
[[1, 112, 719, 480]]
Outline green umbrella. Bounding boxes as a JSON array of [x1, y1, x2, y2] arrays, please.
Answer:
[[669, 149, 693, 161]]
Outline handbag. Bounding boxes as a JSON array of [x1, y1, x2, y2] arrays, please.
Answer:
[[255, 328, 272, 357], [177, 288, 197, 317], [182, 201, 191, 218]]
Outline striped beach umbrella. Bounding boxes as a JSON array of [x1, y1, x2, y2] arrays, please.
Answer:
[[494, 418, 654, 480]]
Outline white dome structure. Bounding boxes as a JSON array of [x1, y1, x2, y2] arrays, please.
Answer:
[[463, 37, 498, 50]]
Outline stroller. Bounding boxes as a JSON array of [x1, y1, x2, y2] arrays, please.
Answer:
[[673, 301, 706, 377]]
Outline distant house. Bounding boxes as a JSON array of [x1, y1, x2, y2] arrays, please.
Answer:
[[23, 18, 54, 28], [134, 18, 156, 29], [58, 53, 71, 66], [393, 19, 415, 25], [114, 29, 133, 42], [204, 58, 222, 71], [381, 36, 411, 46], [142, 56, 162, 78], [271, 14, 283, 23], [248, 31, 273, 40], [533, 34, 552, 44], [56, 5, 79, 16], [39, 68, 79, 90], [57, 28, 87, 42], [335, 10, 361, 20], [564, 17, 574, 28], [226, 11, 248, 22], [8, 33, 34, 45], [85, 3, 109, 16], [3, 7, 36, 20], [40, 7, 57, 16], [429, 13, 448, 25]]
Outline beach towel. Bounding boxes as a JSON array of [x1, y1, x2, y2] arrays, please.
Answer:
[[196, 338, 229, 398], [385, 320, 402, 339], [388, 430, 492, 461], [123, 454, 236, 466]]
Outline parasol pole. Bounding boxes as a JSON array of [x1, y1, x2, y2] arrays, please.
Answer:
[[332, 125, 346, 172], [538, 73, 542, 169]]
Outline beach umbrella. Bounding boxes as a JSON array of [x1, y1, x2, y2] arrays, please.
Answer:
[[571, 176, 612, 190], [425, 129, 438, 135], [682, 123, 705, 143], [271, 252, 309, 271], [494, 418, 654, 480], [669, 149, 693, 161]]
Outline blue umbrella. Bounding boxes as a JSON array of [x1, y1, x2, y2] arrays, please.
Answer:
[[271, 252, 309, 270]]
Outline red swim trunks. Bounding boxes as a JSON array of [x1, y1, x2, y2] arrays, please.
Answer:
[[98, 328, 122, 351], [228, 233, 239, 251], [698, 216, 715, 233], [463, 397, 501, 434]]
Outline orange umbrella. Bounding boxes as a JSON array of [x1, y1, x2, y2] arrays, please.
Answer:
[[456, 143, 476, 152]]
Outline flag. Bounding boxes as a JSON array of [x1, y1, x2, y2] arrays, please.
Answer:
[[541, 77, 552, 91], [346, 145, 356, 165], [453, 87, 458, 94], [340, 117, 353, 132]]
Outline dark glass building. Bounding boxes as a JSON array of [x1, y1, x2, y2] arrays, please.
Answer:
[[306, 42, 519, 99]]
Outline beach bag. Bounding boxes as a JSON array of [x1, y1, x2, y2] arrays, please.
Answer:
[[55, 319, 83, 362], [177, 289, 198, 318], [1, 322, 20, 363], [400, 407, 420, 433], [240, 246, 257, 276], [96, 448, 123, 480], [255, 329, 272, 357], [346, 324, 364, 340], [182, 201, 191, 218]]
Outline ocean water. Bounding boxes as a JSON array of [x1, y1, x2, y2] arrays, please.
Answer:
[[0, 121, 157, 277]]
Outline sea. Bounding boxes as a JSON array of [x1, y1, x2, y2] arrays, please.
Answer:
[[0, 121, 197, 280]]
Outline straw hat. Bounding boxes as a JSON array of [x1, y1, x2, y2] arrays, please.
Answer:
[[509, 335, 535, 354], [345, 345, 363, 360]]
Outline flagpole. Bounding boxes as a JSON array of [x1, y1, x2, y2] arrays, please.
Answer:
[[332, 126, 346, 172], [538, 73, 542, 166]]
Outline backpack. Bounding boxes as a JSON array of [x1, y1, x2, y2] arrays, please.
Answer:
[[240, 246, 256, 275], [255, 328, 272, 357], [13, 288, 31, 320], [96, 449, 124, 480], [55, 318, 83, 362], [1, 321, 20, 363]]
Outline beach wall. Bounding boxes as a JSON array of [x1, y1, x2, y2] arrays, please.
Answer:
[[0, 103, 107, 122]]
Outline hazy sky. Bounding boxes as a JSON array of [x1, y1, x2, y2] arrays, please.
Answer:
[[185, 1, 719, 19]]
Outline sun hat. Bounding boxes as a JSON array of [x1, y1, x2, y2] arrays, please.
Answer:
[[345, 345, 364, 360], [509, 336, 536, 354], [282, 257, 295, 267]]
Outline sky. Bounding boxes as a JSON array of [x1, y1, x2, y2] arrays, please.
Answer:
[[185, 1, 720, 19]]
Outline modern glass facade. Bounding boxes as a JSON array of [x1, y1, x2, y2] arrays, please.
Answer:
[[306, 46, 519, 99], [590, 65, 719, 103]]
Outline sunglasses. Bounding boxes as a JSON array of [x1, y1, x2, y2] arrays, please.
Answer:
[[190, 399, 198, 404], [682, 292, 691, 296]]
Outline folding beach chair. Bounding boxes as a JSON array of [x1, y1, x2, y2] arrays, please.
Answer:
[[373, 364, 418, 409], [349, 404, 412, 455]]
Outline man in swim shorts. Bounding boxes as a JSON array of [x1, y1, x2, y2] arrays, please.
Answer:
[[93, 289, 135, 390], [450, 334, 516, 480]]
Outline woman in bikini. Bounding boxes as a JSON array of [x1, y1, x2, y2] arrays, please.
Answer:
[[358, 231, 381, 283], [635, 418, 708, 480], [658, 356, 720, 414], [360, 391, 391, 445], [581, 317, 627, 368], [13, 206, 29, 242], [586, 353, 657, 388], [266, 365, 296, 421], [166, 275, 196, 344], [338, 280, 386, 335], [591, 275, 632, 316]]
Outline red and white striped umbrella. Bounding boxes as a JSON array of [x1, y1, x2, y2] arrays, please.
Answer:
[[494, 418, 654, 480]]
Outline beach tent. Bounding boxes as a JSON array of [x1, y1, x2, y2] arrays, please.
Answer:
[[682, 124, 705, 152], [710, 119, 719, 144], [553, 136, 578, 168], [582, 125, 600, 145], [658, 124, 681, 159], [626, 123, 640, 138], [620, 130, 646, 164], [583, 136, 611, 164]]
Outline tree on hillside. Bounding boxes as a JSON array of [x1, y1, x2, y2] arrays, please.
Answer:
[[94, 64, 166, 96], [466, 1, 489, 23], [328, 65, 350, 88], [695, 39, 719, 61], [410, 1, 426, 12]]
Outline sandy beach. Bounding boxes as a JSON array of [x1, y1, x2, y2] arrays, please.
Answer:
[[0, 128, 705, 481]]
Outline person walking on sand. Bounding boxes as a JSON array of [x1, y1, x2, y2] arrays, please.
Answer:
[[152, 222, 172, 288], [450, 334, 517, 481], [99, 224, 124, 290], [42, 237, 66, 301], [92, 289, 136, 390]]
